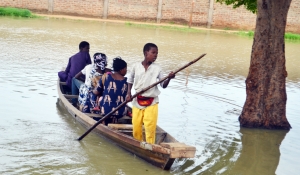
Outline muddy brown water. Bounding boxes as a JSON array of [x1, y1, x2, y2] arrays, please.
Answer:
[[0, 16, 299, 175]]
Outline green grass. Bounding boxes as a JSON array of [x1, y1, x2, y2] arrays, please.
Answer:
[[0, 7, 37, 18], [237, 31, 255, 37], [285, 32, 300, 40], [125, 22, 203, 33], [237, 30, 300, 41]]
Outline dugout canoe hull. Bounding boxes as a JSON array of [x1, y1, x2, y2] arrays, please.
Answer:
[[57, 80, 196, 170]]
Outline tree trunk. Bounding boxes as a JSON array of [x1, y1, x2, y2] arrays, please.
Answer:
[[239, 0, 291, 129]]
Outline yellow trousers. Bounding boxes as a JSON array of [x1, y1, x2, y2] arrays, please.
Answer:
[[132, 104, 158, 144]]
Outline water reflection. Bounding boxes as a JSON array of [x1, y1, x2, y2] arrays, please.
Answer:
[[224, 128, 288, 175], [171, 128, 288, 175]]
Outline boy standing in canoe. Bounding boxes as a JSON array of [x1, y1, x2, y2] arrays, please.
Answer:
[[126, 43, 175, 144]]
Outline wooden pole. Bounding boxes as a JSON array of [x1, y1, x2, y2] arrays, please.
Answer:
[[77, 53, 207, 141]]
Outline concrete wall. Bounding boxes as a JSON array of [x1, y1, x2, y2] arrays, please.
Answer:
[[1, 0, 299, 33]]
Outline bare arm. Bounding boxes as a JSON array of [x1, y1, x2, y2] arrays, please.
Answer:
[[92, 89, 100, 96], [93, 76, 104, 96], [126, 64, 135, 102], [160, 71, 175, 89], [126, 83, 133, 102], [74, 71, 85, 82]]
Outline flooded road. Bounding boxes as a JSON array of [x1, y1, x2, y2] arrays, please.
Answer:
[[0, 16, 299, 175]]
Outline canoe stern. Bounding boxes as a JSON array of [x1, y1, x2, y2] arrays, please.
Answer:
[[160, 142, 196, 158]]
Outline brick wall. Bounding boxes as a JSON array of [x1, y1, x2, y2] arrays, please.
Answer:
[[53, 0, 104, 17], [0, 0, 299, 33], [161, 0, 209, 25], [287, 0, 300, 33], [0, 0, 48, 11], [108, 0, 158, 20], [213, 3, 256, 30]]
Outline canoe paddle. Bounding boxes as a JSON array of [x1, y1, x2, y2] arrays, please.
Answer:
[[77, 53, 206, 141]]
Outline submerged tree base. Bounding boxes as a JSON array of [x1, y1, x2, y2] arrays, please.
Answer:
[[239, 116, 291, 130]]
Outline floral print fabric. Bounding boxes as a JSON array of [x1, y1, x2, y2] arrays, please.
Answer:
[[97, 74, 128, 118], [78, 67, 102, 113]]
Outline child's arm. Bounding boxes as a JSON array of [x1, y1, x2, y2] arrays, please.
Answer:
[[126, 65, 135, 102], [74, 71, 85, 82], [93, 75, 104, 96], [93, 86, 103, 96], [75, 66, 87, 82], [126, 83, 133, 102], [161, 71, 175, 88]]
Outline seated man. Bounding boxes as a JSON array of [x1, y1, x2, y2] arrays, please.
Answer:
[[58, 41, 91, 104]]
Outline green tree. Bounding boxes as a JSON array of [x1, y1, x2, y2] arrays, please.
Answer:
[[216, 0, 291, 129]]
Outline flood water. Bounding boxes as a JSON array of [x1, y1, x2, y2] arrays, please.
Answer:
[[0, 16, 299, 175]]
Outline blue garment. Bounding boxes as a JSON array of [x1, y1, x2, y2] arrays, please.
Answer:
[[71, 77, 84, 105], [97, 74, 128, 118], [82, 89, 98, 113], [79, 66, 102, 113], [78, 66, 102, 106]]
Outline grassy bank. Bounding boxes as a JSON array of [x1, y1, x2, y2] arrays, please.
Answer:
[[238, 31, 300, 41], [0, 7, 37, 18]]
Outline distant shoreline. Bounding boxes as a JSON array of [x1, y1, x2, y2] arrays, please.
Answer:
[[36, 13, 240, 34], [35, 13, 300, 41]]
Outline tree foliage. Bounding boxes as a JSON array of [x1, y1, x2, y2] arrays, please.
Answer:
[[216, 0, 257, 13]]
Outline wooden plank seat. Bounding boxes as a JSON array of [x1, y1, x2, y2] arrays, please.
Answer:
[[107, 124, 166, 133], [64, 94, 79, 99], [108, 124, 135, 130], [118, 130, 166, 134], [85, 113, 131, 120], [108, 124, 167, 144], [60, 82, 67, 85]]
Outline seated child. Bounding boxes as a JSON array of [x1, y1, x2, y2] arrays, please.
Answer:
[[93, 57, 128, 125]]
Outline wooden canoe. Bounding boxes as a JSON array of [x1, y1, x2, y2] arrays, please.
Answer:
[[57, 80, 196, 170]]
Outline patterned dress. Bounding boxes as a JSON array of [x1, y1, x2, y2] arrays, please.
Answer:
[[78, 67, 102, 113], [97, 74, 128, 118]]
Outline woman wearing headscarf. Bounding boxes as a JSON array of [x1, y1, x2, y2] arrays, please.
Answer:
[[75, 53, 110, 113]]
